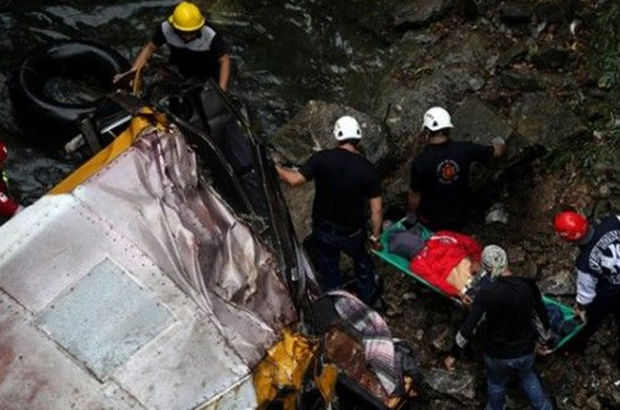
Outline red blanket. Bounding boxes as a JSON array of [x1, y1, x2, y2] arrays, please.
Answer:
[[410, 231, 482, 296]]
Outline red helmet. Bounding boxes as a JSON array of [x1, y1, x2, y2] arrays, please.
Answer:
[[0, 142, 6, 164], [554, 211, 588, 241]]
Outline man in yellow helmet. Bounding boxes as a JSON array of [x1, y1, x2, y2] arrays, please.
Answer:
[[117, 1, 231, 91]]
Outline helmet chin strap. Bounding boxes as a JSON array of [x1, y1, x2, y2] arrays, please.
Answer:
[[580, 226, 595, 244]]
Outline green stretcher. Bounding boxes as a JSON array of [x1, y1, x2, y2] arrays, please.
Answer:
[[372, 219, 584, 351]]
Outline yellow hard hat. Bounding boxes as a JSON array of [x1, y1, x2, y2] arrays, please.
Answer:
[[169, 2, 205, 32]]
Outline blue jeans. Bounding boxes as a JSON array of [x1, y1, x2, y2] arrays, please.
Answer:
[[484, 354, 552, 410], [313, 225, 377, 304]]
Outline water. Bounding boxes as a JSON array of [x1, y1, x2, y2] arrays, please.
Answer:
[[0, 0, 391, 204]]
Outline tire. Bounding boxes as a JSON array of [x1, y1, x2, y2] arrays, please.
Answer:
[[10, 40, 130, 148]]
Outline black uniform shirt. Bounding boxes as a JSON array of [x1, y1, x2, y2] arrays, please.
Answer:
[[152, 21, 231, 80], [300, 148, 381, 232], [452, 276, 549, 359], [410, 140, 493, 230]]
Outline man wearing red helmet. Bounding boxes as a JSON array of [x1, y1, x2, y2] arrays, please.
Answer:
[[0, 142, 20, 219], [555, 211, 620, 365]]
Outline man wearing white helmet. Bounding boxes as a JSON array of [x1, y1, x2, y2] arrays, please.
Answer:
[[276, 116, 383, 305], [409, 107, 505, 231]]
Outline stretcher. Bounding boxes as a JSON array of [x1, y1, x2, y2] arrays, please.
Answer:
[[372, 219, 584, 351]]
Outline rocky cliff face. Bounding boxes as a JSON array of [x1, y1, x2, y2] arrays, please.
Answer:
[[273, 1, 620, 408]]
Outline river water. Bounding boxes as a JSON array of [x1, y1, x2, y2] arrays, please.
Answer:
[[0, 0, 391, 204]]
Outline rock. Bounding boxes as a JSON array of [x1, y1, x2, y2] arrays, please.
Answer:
[[403, 292, 417, 301], [611, 389, 620, 405], [500, 1, 533, 23], [584, 101, 612, 122], [281, 183, 314, 241], [374, 31, 492, 160], [534, 0, 577, 23], [470, 0, 498, 16], [496, 42, 529, 68], [427, 325, 452, 352], [0, 73, 20, 135], [485, 202, 509, 224], [452, 96, 513, 146], [4, 148, 76, 205], [540, 269, 575, 296], [599, 184, 611, 198], [510, 92, 588, 146], [500, 69, 542, 91], [381, 161, 411, 215], [531, 46, 572, 70], [271, 100, 389, 167], [586, 395, 602, 410], [425, 368, 477, 403], [391, 0, 452, 29]]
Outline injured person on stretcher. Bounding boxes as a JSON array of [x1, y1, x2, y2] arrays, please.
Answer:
[[386, 217, 485, 304], [385, 223, 581, 345]]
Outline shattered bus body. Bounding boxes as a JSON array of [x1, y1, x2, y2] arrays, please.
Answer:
[[0, 82, 415, 409]]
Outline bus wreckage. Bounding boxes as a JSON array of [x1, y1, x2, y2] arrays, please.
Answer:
[[0, 83, 417, 409]]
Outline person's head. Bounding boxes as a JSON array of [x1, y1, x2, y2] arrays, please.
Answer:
[[333, 115, 362, 146], [169, 2, 205, 42], [482, 244, 509, 277], [422, 106, 453, 141], [554, 211, 589, 242]]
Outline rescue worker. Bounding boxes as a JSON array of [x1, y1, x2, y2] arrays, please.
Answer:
[[275, 116, 383, 305], [409, 107, 506, 231], [554, 211, 620, 366], [0, 142, 21, 218], [115, 1, 231, 90], [445, 245, 553, 410]]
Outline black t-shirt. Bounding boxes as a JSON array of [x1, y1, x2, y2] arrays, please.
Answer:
[[454, 277, 549, 359], [410, 140, 493, 230], [152, 22, 231, 80], [576, 215, 620, 284], [300, 148, 381, 232]]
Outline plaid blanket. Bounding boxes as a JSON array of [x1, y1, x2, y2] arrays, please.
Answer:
[[329, 290, 399, 395]]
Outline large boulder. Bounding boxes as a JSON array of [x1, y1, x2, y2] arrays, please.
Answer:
[[509, 92, 588, 146], [373, 30, 494, 161], [424, 367, 478, 404], [499, 1, 533, 23], [281, 183, 315, 240], [452, 96, 513, 146], [391, 0, 453, 29], [271, 100, 389, 167]]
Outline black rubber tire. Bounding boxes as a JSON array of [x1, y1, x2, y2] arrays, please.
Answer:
[[10, 40, 130, 146]]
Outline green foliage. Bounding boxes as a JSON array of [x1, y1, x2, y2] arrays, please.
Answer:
[[594, 1, 620, 91]]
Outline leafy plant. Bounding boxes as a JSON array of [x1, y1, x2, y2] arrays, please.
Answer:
[[593, 1, 620, 92]]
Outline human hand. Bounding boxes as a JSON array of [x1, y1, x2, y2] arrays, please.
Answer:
[[575, 306, 586, 322], [536, 343, 553, 356], [113, 68, 136, 84], [369, 234, 382, 251], [444, 355, 456, 371], [458, 293, 473, 306]]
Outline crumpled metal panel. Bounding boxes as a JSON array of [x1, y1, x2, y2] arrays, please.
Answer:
[[35, 258, 174, 381], [116, 309, 256, 410], [0, 125, 297, 408], [0, 291, 144, 410], [72, 127, 297, 365]]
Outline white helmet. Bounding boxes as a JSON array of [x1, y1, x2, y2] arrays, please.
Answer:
[[333, 115, 362, 141], [422, 107, 453, 132]]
